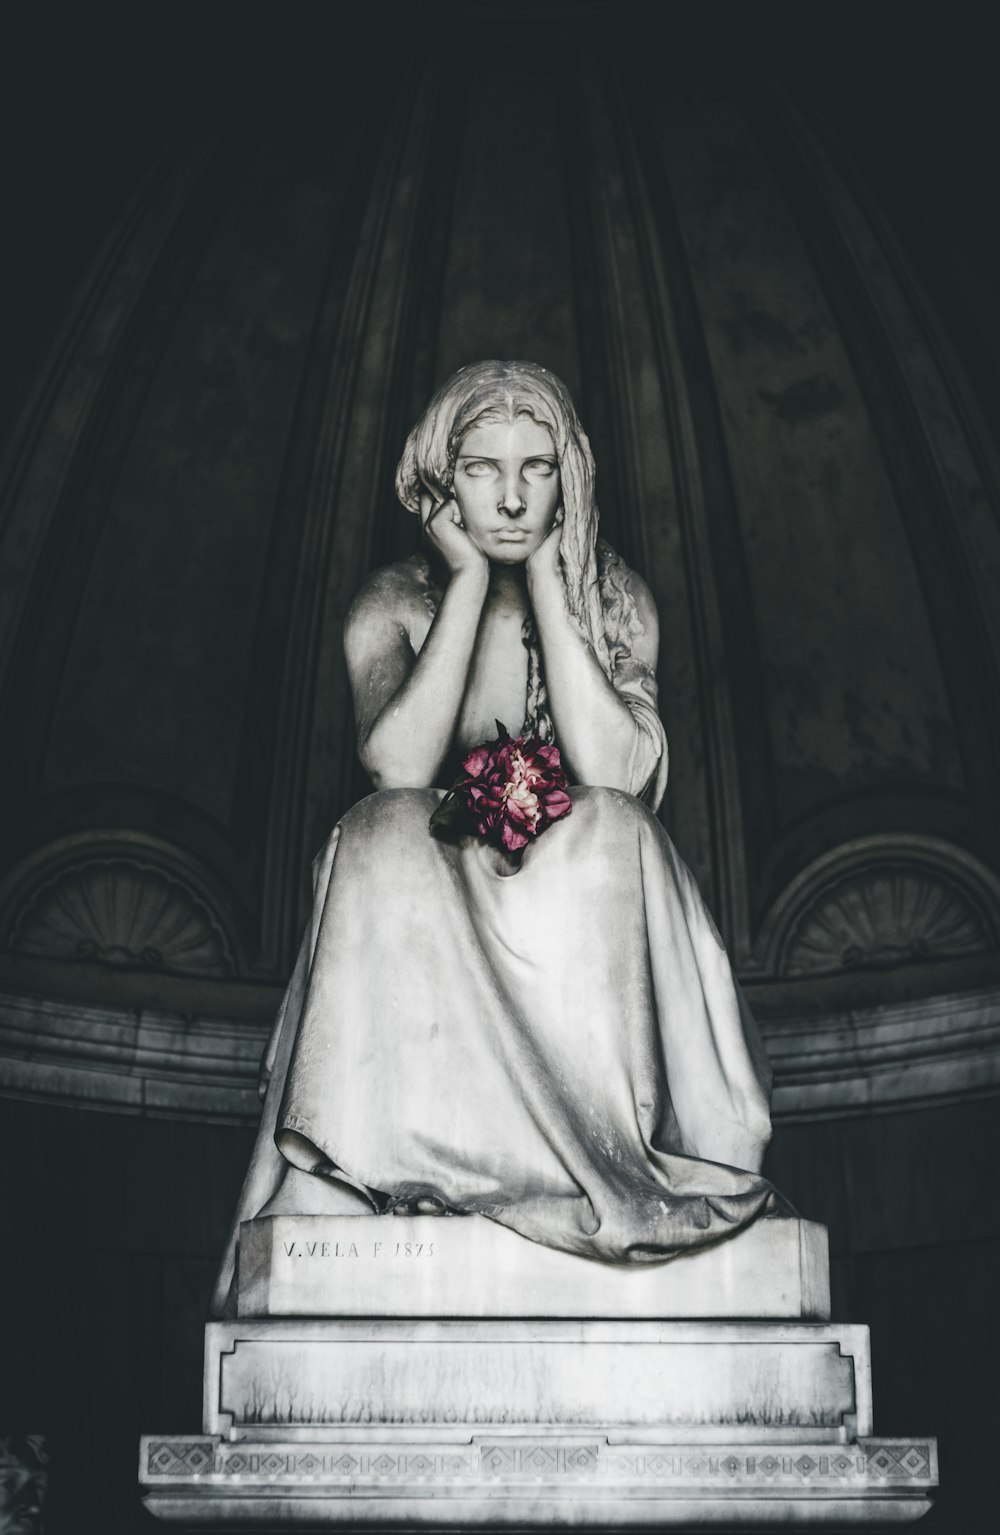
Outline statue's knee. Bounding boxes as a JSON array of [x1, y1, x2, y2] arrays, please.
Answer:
[[570, 785, 658, 836], [343, 787, 438, 841]]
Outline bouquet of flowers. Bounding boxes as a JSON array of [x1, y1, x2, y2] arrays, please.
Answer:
[[430, 722, 572, 854]]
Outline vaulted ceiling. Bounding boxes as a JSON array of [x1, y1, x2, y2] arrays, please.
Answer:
[[1, 5, 998, 1116]]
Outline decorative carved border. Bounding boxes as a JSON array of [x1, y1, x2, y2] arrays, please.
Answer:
[[141, 1435, 936, 1489]]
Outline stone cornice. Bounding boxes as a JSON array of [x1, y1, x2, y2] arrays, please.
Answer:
[[2, 980, 998, 1127]]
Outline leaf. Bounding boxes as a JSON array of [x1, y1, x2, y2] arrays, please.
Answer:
[[429, 789, 473, 843]]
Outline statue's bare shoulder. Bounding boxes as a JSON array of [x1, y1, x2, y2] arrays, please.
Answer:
[[345, 556, 435, 656], [344, 558, 436, 740]]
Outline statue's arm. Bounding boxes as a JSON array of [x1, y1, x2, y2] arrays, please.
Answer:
[[528, 537, 663, 797], [344, 561, 487, 789]]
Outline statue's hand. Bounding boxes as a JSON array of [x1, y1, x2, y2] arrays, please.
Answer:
[[420, 492, 488, 580], [526, 508, 564, 589]]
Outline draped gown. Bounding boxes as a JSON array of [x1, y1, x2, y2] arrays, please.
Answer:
[[212, 544, 783, 1315]]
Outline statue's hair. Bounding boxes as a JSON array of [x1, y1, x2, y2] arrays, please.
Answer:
[[395, 361, 613, 722]]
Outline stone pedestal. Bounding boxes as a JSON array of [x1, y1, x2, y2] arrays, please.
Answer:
[[142, 1431, 936, 1527], [203, 1318, 867, 1441], [140, 1214, 937, 1527], [237, 1212, 832, 1319]]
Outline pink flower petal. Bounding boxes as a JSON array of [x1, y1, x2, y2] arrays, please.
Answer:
[[500, 820, 529, 852], [462, 746, 494, 778]]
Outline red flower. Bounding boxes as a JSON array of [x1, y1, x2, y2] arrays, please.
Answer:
[[431, 722, 572, 854]]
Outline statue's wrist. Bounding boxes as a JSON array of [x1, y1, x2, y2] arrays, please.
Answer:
[[448, 561, 489, 596], [526, 562, 563, 604]]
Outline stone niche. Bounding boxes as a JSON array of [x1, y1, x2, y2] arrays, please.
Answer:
[[140, 1212, 936, 1528]]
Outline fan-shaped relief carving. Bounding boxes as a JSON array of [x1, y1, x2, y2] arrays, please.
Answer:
[[758, 836, 1000, 980], [3, 847, 237, 978], [781, 870, 992, 978]]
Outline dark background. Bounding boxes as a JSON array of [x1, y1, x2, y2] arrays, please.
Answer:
[[1, 3, 998, 1531]]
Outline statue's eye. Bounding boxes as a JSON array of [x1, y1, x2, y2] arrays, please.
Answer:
[[461, 460, 493, 476], [525, 459, 557, 477]]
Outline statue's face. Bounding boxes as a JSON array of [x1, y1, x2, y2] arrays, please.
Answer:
[[453, 416, 560, 564]]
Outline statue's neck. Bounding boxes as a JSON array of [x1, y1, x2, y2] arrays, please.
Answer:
[[486, 562, 530, 617], [420, 552, 532, 621]]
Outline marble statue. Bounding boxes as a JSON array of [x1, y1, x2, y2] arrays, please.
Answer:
[[212, 360, 785, 1315], [151, 362, 935, 1527]]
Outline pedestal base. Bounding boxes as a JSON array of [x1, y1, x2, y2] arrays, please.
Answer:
[[141, 1432, 936, 1527], [140, 1318, 936, 1527], [201, 1320, 868, 1441]]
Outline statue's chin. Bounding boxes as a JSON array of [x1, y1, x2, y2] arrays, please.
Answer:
[[486, 547, 533, 567]]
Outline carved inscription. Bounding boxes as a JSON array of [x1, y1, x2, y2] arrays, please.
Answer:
[[281, 1240, 435, 1259]]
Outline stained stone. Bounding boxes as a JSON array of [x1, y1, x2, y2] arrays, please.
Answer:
[[141, 1316, 935, 1525], [205, 1319, 869, 1440]]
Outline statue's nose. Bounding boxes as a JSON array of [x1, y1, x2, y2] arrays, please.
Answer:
[[498, 477, 527, 516]]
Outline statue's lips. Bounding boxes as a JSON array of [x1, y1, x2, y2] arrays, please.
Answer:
[[494, 529, 530, 541]]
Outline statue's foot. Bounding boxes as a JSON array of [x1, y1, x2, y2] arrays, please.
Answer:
[[389, 1194, 459, 1216]]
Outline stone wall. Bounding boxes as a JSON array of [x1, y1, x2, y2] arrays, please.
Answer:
[[2, 6, 998, 1018]]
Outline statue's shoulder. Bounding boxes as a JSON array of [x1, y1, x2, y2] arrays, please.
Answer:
[[346, 556, 438, 638]]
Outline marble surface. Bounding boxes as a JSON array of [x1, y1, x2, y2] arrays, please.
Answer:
[[237, 1212, 831, 1319], [139, 1307, 937, 1525], [141, 1431, 936, 1526], [203, 1319, 871, 1441]]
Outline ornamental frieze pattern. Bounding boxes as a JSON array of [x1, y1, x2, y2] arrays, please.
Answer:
[[144, 1437, 935, 1485]]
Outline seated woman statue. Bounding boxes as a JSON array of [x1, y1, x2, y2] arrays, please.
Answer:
[[213, 360, 783, 1315]]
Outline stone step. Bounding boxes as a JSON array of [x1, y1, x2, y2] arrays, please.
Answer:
[[140, 1432, 937, 1527], [205, 1319, 870, 1443]]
